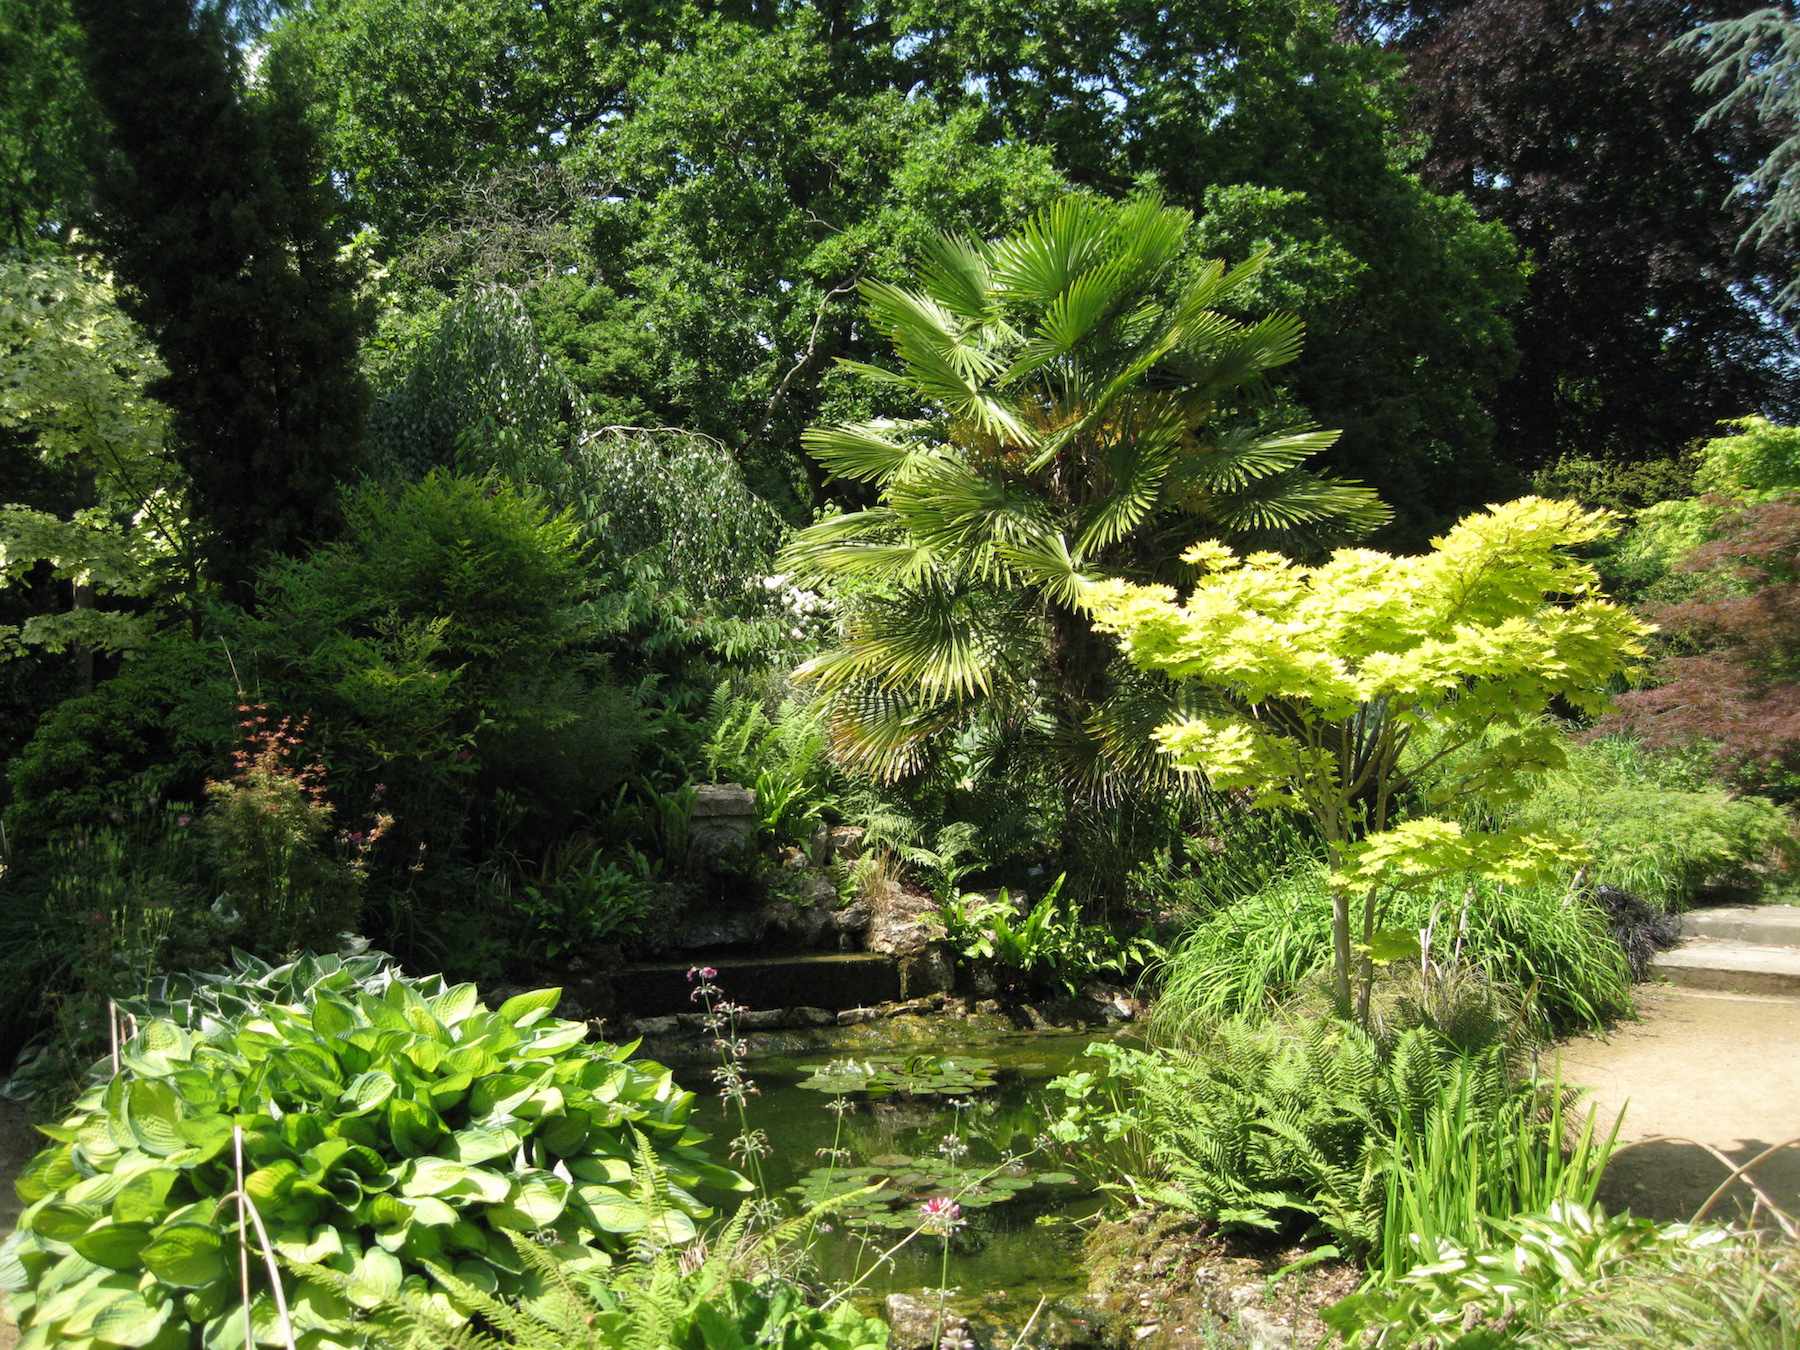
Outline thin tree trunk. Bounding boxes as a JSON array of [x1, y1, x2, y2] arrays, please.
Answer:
[[71, 578, 94, 694], [1329, 885, 1354, 1015]]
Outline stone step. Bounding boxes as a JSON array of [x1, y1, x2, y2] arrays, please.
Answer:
[[1679, 904, 1800, 946], [1651, 938, 1800, 998], [611, 951, 906, 1017]]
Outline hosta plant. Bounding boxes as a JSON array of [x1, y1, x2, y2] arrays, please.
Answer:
[[0, 953, 747, 1350]]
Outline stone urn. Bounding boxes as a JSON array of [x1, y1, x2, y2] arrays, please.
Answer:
[[687, 782, 759, 874]]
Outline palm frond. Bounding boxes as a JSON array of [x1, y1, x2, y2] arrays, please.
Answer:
[[987, 195, 1120, 303], [1206, 470, 1390, 541], [918, 232, 997, 324], [1167, 246, 1273, 329], [1073, 427, 1179, 554], [800, 420, 930, 484], [1168, 424, 1343, 498], [821, 682, 967, 780], [794, 583, 1005, 699], [1185, 312, 1309, 395], [994, 529, 1093, 608]]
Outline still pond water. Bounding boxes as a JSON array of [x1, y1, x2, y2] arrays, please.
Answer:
[[675, 1028, 1131, 1321]]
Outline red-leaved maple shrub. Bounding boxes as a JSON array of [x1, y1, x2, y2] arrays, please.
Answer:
[[1600, 497, 1800, 798]]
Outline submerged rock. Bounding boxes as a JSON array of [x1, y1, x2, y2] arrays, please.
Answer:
[[886, 1293, 979, 1350]]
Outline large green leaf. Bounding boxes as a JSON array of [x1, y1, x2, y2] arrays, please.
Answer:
[[31, 1202, 101, 1243], [487, 1176, 568, 1229], [89, 1292, 173, 1347], [139, 1224, 224, 1289], [71, 1222, 154, 1271], [494, 988, 560, 1027], [122, 1082, 184, 1158], [339, 1071, 397, 1116], [449, 1124, 519, 1165], [385, 1097, 442, 1158], [110, 1169, 177, 1227]]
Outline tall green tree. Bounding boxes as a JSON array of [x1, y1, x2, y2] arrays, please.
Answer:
[[69, 0, 368, 599], [779, 195, 1387, 805], [278, 0, 1520, 541], [0, 256, 191, 663], [572, 16, 1070, 506], [0, 0, 104, 249], [1680, 5, 1800, 303]]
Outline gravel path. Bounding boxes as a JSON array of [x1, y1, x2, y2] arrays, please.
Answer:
[[1560, 986, 1800, 1227]]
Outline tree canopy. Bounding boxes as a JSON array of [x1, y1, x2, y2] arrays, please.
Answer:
[[274, 0, 1524, 542], [1352, 0, 1800, 473]]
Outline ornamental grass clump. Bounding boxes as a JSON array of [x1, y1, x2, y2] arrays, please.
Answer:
[[0, 952, 747, 1350]]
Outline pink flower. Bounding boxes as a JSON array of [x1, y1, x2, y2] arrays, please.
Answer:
[[176, 815, 191, 827], [918, 1197, 962, 1233]]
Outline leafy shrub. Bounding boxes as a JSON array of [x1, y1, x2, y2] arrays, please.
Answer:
[[303, 1190, 891, 1350], [700, 687, 839, 850], [1520, 738, 1799, 906], [201, 707, 369, 958], [1, 805, 208, 1104], [940, 876, 1161, 996], [0, 953, 747, 1350], [1602, 493, 1800, 800], [3, 629, 230, 848], [231, 472, 647, 915], [512, 850, 652, 964], [1151, 870, 1634, 1037], [1128, 811, 1324, 921], [1327, 1203, 1799, 1349]]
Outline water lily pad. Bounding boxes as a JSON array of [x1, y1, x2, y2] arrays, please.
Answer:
[[796, 1054, 999, 1100]]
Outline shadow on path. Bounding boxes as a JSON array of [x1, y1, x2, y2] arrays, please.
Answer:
[[1562, 987, 1800, 1230]]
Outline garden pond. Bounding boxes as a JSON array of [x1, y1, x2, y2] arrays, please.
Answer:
[[670, 1027, 1134, 1339]]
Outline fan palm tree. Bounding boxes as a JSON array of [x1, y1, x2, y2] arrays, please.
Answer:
[[779, 193, 1388, 805]]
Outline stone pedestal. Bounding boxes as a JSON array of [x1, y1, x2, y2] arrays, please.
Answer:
[[687, 782, 758, 873]]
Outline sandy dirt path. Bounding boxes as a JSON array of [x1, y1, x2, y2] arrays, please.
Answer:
[[1559, 986, 1800, 1226], [0, 1098, 37, 1350]]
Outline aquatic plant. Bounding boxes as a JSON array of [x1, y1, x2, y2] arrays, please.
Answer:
[[792, 1154, 1074, 1232], [797, 1054, 999, 1101]]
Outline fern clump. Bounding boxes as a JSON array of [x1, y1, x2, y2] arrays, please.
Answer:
[[1047, 1012, 1611, 1269]]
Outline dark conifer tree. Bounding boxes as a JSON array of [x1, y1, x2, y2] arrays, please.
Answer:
[[68, 0, 367, 600]]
